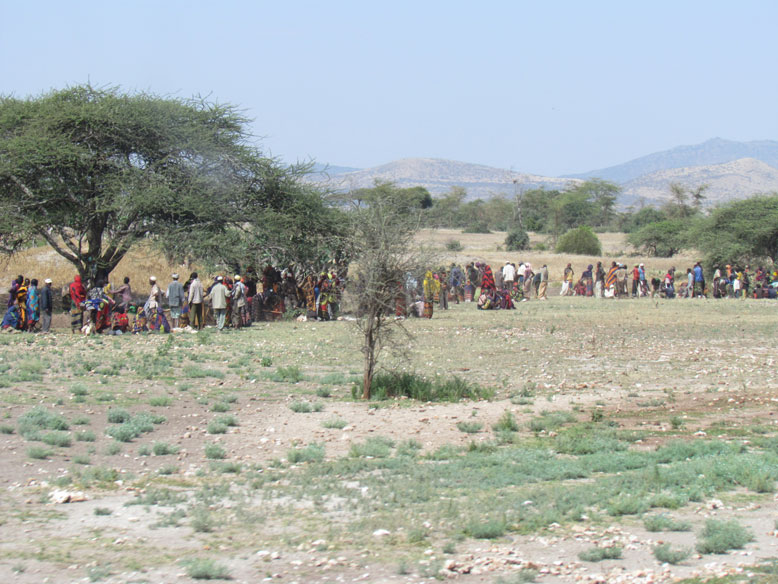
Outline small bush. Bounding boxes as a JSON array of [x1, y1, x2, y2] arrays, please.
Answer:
[[653, 543, 691, 565], [643, 514, 692, 532], [0, 424, 15, 434], [106, 424, 136, 443], [27, 445, 52, 459], [138, 444, 151, 456], [578, 546, 622, 562], [349, 436, 394, 458], [463, 221, 491, 234], [528, 411, 575, 433], [71, 415, 91, 425], [366, 372, 493, 402], [207, 421, 228, 434], [321, 418, 347, 429], [492, 411, 519, 433], [445, 239, 464, 252], [274, 365, 304, 383], [40, 431, 72, 447], [210, 402, 230, 413], [505, 228, 530, 251], [456, 421, 483, 434], [149, 396, 172, 407], [465, 518, 506, 539], [104, 442, 122, 455], [94, 507, 113, 516], [75, 430, 96, 442], [289, 401, 323, 413], [204, 443, 226, 460], [555, 225, 602, 255], [107, 408, 131, 424], [181, 558, 231, 580], [260, 357, 272, 367], [214, 415, 238, 427], [287, 443, 325, 464], [70, 384, 88, 397], [152, 442, 179, 456], [696, 519, 754, 554], [315, 387, 332, 398], [74, 454, 91, 465], [18, 407, 69, 438]]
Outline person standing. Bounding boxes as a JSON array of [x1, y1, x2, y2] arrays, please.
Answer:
[[231, 274, 248, 328], [594, 262, 605, 298], [7, 275, 22, 309], [146, 277, 162, 320], [188, 272, 204, 329], [638, 263, 647, 296], [26, 279, 40, 331], [166, 273, 184, 329], [209, 276, 228, 330], [685, 268, 694, 298], [631, 265, 640, 297], [40, 279, 54, 333], [538, 265, 549, 300], [560, 263, 573, 296], [69, 274, 86, 333], [115, 277, 132, 313], [693, 262, 705, 298], [502, 262, 515, 292]]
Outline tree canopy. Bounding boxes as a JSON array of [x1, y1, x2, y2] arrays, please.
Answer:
[[0, 84, 340, 282]]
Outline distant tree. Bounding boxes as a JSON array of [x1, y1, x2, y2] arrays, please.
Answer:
[[663, 183, 706, 219], [555, 226, 602, 255], [695, 195, 778, 267], [345, 184, 429, 399], [628, 219, 688, 257], [505, 227, 530, 251], [622, 206, 667, 233], [520, 188, 557, 232], [570, 179, 621, 227]]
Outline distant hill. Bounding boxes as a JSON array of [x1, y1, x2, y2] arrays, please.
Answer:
[[309, 157, 579, 200], [567, 138, 778, 183], [621, 158, 778, 206]]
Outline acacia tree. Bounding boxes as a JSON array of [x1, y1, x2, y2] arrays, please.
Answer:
[[0, 84, 310, 283], [345, 183, 428, 399]]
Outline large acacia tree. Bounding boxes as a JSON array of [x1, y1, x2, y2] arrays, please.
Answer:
[[0, 84, 332, 282]]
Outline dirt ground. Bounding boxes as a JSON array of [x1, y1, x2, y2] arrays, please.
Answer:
[[0, 290, 777, 584]]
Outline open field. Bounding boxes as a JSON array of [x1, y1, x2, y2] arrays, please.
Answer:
[[1, 288, 778, 583]]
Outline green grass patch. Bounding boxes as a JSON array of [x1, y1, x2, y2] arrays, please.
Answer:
[[287, 443, 325, 464], [321, 418, 347, 429], [653, 543, 691, 564], [363, 372, 493, 402], [289, 401, 323, 413], [204, 443, 226, 460], [456, 421, 483, 434], [578, 546, 622, 562], [181, 558, 231, 580], [644, 513, 692, 532], [696, 519, 754, 554], [349, 436, 394, 458]]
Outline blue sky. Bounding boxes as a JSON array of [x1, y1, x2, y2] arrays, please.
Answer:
[[2, 1, 776, 176]]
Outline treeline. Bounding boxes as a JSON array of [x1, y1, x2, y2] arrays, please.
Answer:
[[390, 179, 778, 269]]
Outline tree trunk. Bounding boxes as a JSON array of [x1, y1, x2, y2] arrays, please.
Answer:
[[362, 320, 376, 400]]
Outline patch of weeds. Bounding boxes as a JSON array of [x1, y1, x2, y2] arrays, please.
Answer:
[[653, 543, 691, 564], [107, 408, 131, 424], [260, 356, 272, 367], [289, 401, 323, 413], [87, 564, 112, 582], [149, 396, 172, 407], [70, 384, 88, 397], [644, 513, 692, 532], [138, 444, 151, 456], [158, 464, 179, 475], [553, 426, 627, 455], [222, 394, 238, 403], [214, 414, 238, 427], [180, 558, 231, 580], [104, 442, 122, 455], [71, 415, 91, 426], [272, 365, 304, 383], [18, 406, 69, 438], [189, 508, 216, 533], [528, 410, 575, 433], [204, 443, 226, 459], [211, 461, 241, 474], [365, 371, 493, 402], [287, 443, 325, 464], [456, 421, 483, 433], [607, 494, 649, 516], [0, 424, 14, 434], [182, 365, 224, 379], [321, 418, 347, 429], [94, 507, 113, 516], [207, 421, 228, 434], [152, 441, 179, 456], [465, 518, 506, 539], [94, 392, 115, 402], [396, 439, 422, 457], [349, 436, 394, 458], [696, 519, 754, 554], [315, 387, 332, 398], [73, 454, 91, 465], [492, 411, 519, 432], [320, 372, 347, 385], [126, 487, 186, 507], [27, 445, 52, 459], [670, 416, 685, 430], [210, 402, 230, 413], [76, 430, 96, 442], [427, 444, 461, 460], [578, 546, 622, 562], [40, 431, 72, 447]]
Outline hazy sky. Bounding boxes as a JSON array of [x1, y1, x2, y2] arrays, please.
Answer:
[[3, 1, 776, 176]]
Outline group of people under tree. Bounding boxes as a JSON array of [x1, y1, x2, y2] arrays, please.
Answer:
[[3, 265, 345, 334]]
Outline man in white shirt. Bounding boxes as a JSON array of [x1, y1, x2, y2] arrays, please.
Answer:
[[502, 262, 515, 292], [187, 272, 204, 330], [209, 276, 228, 330]]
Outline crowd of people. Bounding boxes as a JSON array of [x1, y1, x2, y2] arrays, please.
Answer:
[[2, 266, 344, 334], [4, 259, 777, 332]]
